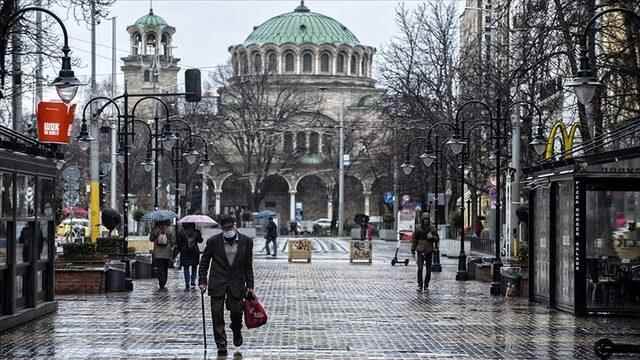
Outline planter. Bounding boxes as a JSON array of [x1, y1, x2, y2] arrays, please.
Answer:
[[55, 267, 106, 295]]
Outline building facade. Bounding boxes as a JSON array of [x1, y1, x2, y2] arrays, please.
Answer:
[[204, 2, 389, 228]]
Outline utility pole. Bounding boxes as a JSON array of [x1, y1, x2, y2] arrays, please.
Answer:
[[110, 16, 118, 209], [89, 0, 100, 241], [392, 123, 399, 237], [510, 109, 521, 258], [338, 99, 345, 237]]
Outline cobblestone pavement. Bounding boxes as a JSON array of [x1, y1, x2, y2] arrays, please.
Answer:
[[1, 238, 639, 359]]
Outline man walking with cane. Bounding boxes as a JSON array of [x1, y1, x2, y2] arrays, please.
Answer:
[[199, 215, 255, 357]]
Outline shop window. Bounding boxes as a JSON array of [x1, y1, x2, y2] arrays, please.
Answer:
[[2, 173, 14, 218], [0, 221, 6, 266], [39, 221, 50, 261], [16, 221, 38, 265], [39, 178, 55, 218], [16, 175, 35, 218], [585, 190, 640, 311]]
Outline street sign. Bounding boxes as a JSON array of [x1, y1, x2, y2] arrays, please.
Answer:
[[343, 154, 351, 166]]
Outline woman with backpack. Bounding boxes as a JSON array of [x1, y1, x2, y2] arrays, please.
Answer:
[[177, 222, 203, 290]]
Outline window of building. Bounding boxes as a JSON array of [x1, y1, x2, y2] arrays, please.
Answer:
[[145, 33, 156, 55], [132, 33, 142, 56], [296, 132, 307, 152], [17, 221, 36, 265], [144, 70, 151, 82], [241, 53, 249, 74], [283, 132, 293, 153], [337, 54, 346, 73], [16, 175, 35, 218], [161, 33, 169, 56], [253, 53, 262, 74], [309, 132, 319, 154], [320, 53, 331, 73], [351, 55, 358, 75], [285, 53, 295, 73], [39, 220, 49, 261], [267, 53, 278, 73], [361, 57, 367, 76], [322, 134, 332, 155], [302, 52, 313, 73], [0, 221, 7, 266]]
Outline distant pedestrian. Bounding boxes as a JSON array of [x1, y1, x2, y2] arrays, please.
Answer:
[[149, 220, 176, 290], [265, 217, 278, 258], [177, 222, 203, 291], [199, 215, 255, 357], [411, 214, 438, 292], [289, 221, 298, 236]]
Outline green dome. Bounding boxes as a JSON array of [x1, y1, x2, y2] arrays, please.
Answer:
[[244, 2, 359, 46], [134, 9, 168, 28]]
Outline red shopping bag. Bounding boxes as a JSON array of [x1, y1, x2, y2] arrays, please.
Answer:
[[244, 294, 268, 329]]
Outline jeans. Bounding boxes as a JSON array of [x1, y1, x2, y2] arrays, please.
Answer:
[[211, 290, 243, 349], [417, 251, 433, 288], [154, 258, 169, 289], [183, 264, 197, 287], [265, 238, 277, 256]]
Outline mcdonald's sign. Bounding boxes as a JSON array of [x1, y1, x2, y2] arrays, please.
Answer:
[[544, 122, 581, 160]]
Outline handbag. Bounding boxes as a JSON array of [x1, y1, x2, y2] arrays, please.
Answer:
[[243, 293, 268, 329]]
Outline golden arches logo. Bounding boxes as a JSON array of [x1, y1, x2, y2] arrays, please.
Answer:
[[544, 122, 581, 160]]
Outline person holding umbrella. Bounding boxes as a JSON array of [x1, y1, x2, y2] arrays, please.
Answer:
[[199, 215, 254, 357], [176, 222, 203, 291], [149, 220, 176, 290]]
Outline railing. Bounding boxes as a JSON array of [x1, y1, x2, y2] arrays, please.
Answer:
[[470, 232, 494, 256]]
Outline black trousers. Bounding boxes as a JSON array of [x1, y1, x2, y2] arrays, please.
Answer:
[[265, 237, 277, 256], [416, 252, 433, 288], [154, 258, 169, 288], [211, 290, 243, 349]]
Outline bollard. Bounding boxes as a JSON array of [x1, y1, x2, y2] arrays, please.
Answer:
[[595, 338, 640, 359]]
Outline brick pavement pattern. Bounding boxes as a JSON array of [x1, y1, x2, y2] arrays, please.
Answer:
[[1, 238, 639, 359]]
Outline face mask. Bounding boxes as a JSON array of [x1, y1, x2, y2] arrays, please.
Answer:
[[223, 230, 236, 239]]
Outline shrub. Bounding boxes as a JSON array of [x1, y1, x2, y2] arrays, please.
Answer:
[[62, 242, 96, 258], [133, 209, 146, 223], [96, 237, 124, 256]]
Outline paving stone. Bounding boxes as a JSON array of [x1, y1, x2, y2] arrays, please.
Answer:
[[0, 238, 638, 359]]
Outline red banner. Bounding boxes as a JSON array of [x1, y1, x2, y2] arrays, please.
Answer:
[[37, 101, 76, 144]]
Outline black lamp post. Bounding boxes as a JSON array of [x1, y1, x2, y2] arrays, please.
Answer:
[[162, 118, 193, 215], [0, 7, 82, 103]]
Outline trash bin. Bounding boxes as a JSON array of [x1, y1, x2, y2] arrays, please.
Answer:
[[133, 257, 153, 279], [106, 260, 127, 292]]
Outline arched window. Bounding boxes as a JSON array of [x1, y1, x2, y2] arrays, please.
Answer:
[[302, 52, 313, 73], [361, 57, 367, 76], [267, 52, 278, 73], [337, 53, 345, 73], [253, 53, 262, 74], [161, 33, 169, 56], [320, 53, 331, 73], [309, 132, 319, 154], [233, 59, 238, 75], [284, 52, 295, 73], [296, 132, 307, 153], [146, 33, 157, 55], [132, 33, 142, 55], [322, 134, 332, 155], [283, 132, 293, 153], [241, 53, 249, 74], [350, 55, 358, 75]]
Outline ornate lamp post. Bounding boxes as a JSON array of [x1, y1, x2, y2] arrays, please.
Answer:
[[1, 7, 82, 103]]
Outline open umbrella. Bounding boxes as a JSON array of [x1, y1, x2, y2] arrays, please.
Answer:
[[255, 210, 277, 220], [141, 209, 177, 222], [178, 214, 218, 225], [63, 207, 88, 218]]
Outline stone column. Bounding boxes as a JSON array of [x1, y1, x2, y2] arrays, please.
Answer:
[[215, 189, 222, 215], [363, 191, 371, 216], [289, 190, 297, 222], [318, 132, 323, 155]]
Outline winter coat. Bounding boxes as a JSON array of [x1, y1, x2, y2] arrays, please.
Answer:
[[266, 221, 278, 240], [177, 228, 203, 266], [149, 227, 176, 260], [411, 225, 438, 254]]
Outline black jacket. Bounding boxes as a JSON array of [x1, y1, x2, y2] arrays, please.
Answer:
[[266, 221, 278, 240], [176, 229, 203, 266], [198, 232, 254, 298]]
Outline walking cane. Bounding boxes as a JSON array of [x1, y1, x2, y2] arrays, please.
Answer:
[[200, 288, 207, 349]]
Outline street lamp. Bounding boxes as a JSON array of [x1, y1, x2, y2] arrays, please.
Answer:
[[420, 152, 435, 167], [0, 7, 82, 103], [530, 133, 547, 157], [400, 162, 415, 176], [446, 136, 466, 156], [184, 149, 199, 165]]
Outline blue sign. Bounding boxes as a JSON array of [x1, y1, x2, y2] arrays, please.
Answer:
[[383, 192, 395, 205]]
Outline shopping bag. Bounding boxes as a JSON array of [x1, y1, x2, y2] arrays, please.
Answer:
[[244, 293, 268, 329]]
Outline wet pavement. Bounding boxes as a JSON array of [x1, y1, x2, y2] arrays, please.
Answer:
[[1, 238, 639, 359]]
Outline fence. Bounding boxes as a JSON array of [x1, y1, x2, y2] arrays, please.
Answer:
[[470, 231, 494, 257]]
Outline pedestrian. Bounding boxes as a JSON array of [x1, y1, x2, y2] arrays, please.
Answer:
[[149, 220, 176, 290], [289, 221, 298, 236], [176, 222, 203, 291], [265, 217, 278, 258], [199, 215, 255, 357], [411, 214, 438, 292]]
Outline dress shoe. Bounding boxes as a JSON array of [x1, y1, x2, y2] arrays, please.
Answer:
[[217, 348, 228, 356], [233, 331, 243, 347]]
